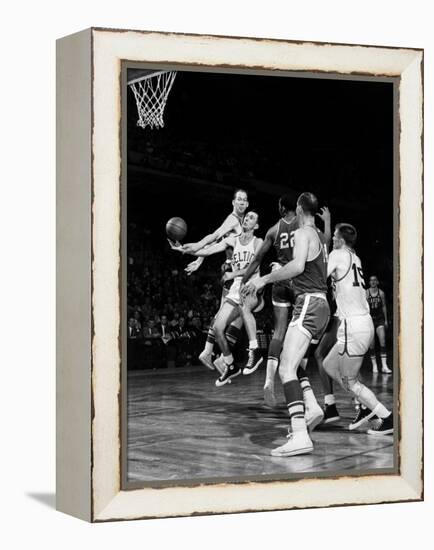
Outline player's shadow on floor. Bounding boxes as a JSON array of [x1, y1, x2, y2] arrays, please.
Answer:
[[26, 492, 56, 509]]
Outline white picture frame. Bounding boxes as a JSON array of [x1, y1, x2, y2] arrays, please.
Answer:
[[56, 27, 423, 522]]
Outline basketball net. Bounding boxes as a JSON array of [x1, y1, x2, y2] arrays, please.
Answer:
[[129, 71, 177, 130]]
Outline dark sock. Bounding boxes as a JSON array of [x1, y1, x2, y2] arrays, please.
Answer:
[[268, 338, 283, 364], [283, 380, 306, 432]]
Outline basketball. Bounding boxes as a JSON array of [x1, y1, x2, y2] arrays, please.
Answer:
[[166, 217, 187, 241]]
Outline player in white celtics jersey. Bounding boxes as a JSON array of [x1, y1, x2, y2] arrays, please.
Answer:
[[181, 189, 247, 257], [169, 189, 249, 373], [188, 211, 263, 386], [323, 223, 393, 436]]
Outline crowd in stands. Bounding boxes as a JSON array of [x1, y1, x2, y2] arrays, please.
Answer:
[[127, 128, 383, 208], [128, 132, 265, 187]]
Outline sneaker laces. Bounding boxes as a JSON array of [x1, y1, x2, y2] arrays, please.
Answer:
[[221, 362, 234, 377], [246, 349, 255, 367], [353, 407, 362, 422]]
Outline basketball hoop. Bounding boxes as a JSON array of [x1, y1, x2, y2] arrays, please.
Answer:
[[129, 71, 177, 130]]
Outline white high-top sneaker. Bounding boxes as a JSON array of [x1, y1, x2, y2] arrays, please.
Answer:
[[271, 431, 313, 457]]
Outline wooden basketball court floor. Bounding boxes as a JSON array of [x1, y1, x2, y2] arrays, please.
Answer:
[[126, 363, 395, 484]]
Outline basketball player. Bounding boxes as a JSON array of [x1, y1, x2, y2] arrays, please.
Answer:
[[244, 192, 330, 456], [169, 189, 249, 373], [366, 275, 392, 373], [181, 188, 248, 256], [241, 195, 331, 412], [189, 211, 263, 386], [322, 224, 393, 436], [240, 195, 297, 397], [313, 289, 341, 423]]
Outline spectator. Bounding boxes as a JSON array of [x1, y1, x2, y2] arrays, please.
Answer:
[[128, 317, 142, 339], [142, 318, 161, 345]]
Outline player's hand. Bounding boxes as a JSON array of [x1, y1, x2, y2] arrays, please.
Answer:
[[239, 282, 246, 302], [243, 277, 265, 297], [181, 242, 200, 254], [184, 257, 203, 275], [239, 282, 253, 305], [316, 206, 331, 223], [270, 262, 282, 272], [167, 238, 183, 251], [385, 320, 389, 330], [240, 282, 252, 299], [221, 272, 234, 284]]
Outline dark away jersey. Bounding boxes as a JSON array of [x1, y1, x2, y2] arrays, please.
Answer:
[[367, 289, 384, 321], [292, 227, 328, 298], [273, 218, 299, 266]]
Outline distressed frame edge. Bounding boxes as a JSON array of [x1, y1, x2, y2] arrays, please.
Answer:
[[94, 477, 422, 522], [56, 27, 93, 522], [89, 29, 423, 522]]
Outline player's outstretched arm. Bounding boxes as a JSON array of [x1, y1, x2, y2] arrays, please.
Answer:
[[317, 206, 331, 246], [241, 227, 275, 284], [182, 214, 238, 254], [184, 256, 205, 275], [167, 238, 184, 251], [191, 237, 231, 257]]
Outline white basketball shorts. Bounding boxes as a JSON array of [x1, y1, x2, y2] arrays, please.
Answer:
[[337, 314, 374, 357]]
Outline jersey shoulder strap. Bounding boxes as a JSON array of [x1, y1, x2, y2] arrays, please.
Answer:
[[304, 225, 322, 260], [273, 220, 282, 246], [333, 249, 353, 283]]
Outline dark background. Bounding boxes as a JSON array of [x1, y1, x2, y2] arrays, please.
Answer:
[[126, 70, 394, 367]]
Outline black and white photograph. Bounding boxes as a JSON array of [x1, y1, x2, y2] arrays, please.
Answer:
[[124, 66, 396, 485], [3, 0, 428, 539]]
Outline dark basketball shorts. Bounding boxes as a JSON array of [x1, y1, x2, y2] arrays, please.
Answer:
[[371, 314, 386, 329], [272, 280, 295, 308], [308, 314, 339, 357], [289, 293, 330, 344]]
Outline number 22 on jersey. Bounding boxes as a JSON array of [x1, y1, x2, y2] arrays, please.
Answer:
[[279, 231, 295, 249]]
